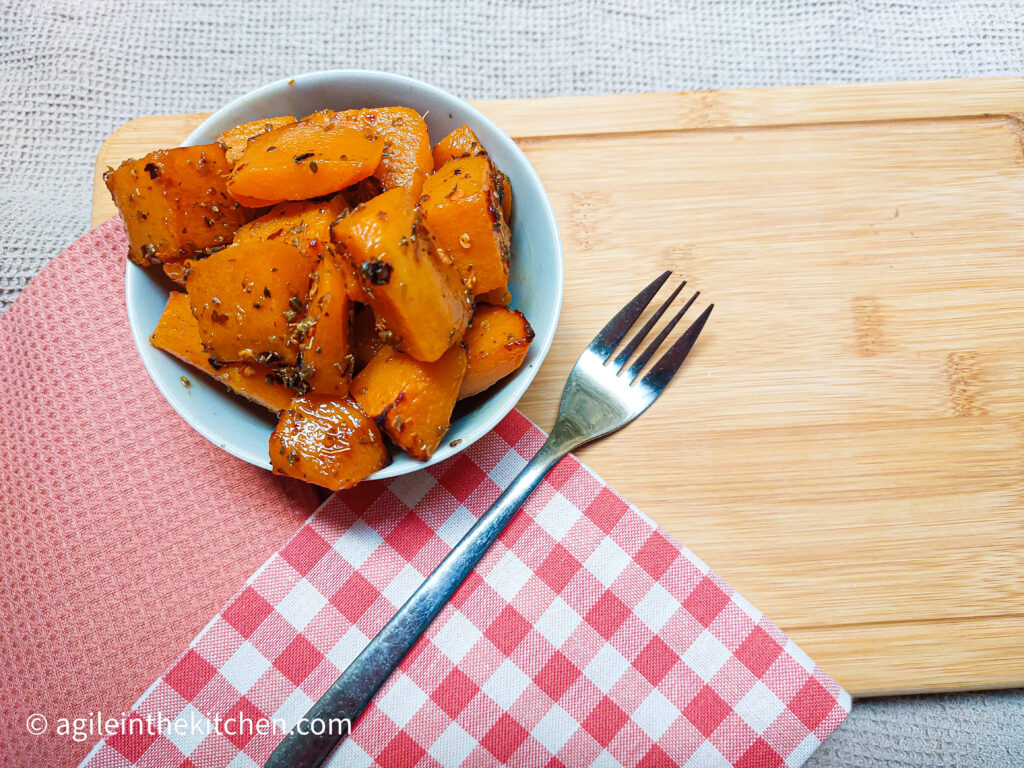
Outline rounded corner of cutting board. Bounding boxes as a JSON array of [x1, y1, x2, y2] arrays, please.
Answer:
[[92, 113, 211, 226]]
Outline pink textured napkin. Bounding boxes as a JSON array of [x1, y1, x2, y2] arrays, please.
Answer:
[[0, 220, 321, 767]]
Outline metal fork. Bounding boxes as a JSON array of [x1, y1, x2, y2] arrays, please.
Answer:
[[265, 272, 713, 768]]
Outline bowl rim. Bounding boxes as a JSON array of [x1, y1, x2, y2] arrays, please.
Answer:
[[127, 69, 563, 479]]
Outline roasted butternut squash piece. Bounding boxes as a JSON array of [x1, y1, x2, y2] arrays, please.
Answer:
[[163, 261, 188, 287], [458, 305, 534, 399], [232, 193, 369, 303], [226, 120, 383, 206], [233, 194, 348, 261], [477, 286, 511, 306], [104, 144, 250, 266], [420, 155, 511, 296], [270, 395, 389, 490], [331, 187, 472, 362], [150, 292, 294, 413], [303, 108, 337, 125], [335, 244, 371, 304], [310, 107, 433, 198], [431, 124, 484, 167], [218, 115, 296, 165], [352, 344, 467, 460], [351, 304, 383, 372], [300, 255, 352, 396], [432, 124, 512, 220], [185, 239, 316, 366]]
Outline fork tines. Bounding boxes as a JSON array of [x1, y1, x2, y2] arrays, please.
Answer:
[[590, 271, 713, 389]]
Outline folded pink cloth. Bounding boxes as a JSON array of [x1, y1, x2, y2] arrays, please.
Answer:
[[3, 222, 849, 768], [0, 221, 320, 767]]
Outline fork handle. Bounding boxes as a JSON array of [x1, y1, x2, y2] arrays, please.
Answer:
[[264, 428, 580, 768]]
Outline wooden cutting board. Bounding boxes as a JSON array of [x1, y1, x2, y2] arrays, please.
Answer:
[[92, 78, 1024, 698]]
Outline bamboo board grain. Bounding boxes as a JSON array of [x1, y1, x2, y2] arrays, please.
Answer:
[[93, 78, 1024, 698]]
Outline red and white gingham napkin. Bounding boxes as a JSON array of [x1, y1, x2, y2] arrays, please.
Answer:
[[81, 411, 850, 768]]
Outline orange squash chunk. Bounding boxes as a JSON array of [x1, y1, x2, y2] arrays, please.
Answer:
[[303, 108, 337, 124], [327, 261, 364, 305], [352, 344, 467, 460], [232, 193, 369, 303], [150, 292, 293, 413], [226, 120, 383, 206], [458, 305, 534, 399], [163, 261, 188, 287], [333, 245, 371, 304], [310, 107, 433, 198], [431, 124, 484, 167], [218, 115, 296, 165], [270, 395, 389, 490], [432, 124, 512, 220], [233, 194, 348, 261], [185, 239, 316, 366], [420, 155, 511, 296], [104, 144, 251, 266], [432, 123, 512, 219], [477, 286, 511, 306], [331, 187, 471, 362], [300, 255, 353, 396], [351, 304, 383, 373]]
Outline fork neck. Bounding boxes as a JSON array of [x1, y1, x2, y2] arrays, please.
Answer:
[[544, 412, 593, 457], [492, 419, 589, 520]]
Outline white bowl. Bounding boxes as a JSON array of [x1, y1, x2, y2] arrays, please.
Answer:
[[125, 70, 563, 479]]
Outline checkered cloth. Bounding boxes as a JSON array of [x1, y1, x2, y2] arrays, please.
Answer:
[[81, 410, 850, 767]]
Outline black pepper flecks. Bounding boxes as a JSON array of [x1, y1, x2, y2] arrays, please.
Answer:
[[361, 260, 393, 285]]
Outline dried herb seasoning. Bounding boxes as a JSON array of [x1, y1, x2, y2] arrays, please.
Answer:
[[360, 260, 393, 285]]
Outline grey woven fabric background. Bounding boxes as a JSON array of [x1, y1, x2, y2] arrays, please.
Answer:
[[3, 0, 1024, 765]]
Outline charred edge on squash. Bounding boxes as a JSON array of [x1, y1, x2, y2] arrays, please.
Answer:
[[374, 390, 407, 432], [512, 311, 536, 346]]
